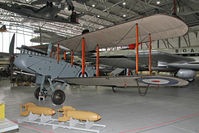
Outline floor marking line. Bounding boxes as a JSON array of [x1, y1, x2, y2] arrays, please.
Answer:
[[171, 125, 196, 133], [11, 120, 54, 133], [120, 112, 199, 133]]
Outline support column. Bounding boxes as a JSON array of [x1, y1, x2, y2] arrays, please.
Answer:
[[149, 33, 152, 76], [136, 23, 139, 75], [71, 50, 73, 67], [82, 38, 85, 77], [96, 44, 99, 77], [57, 44, 59, 64]]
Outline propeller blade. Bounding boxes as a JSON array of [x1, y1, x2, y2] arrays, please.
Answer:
[[9, 34, 15, 82], [9, 34, 15, 55]]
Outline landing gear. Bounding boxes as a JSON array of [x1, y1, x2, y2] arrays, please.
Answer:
[[51, 90, 65, 105], [34, 87, 47, 100], [34, 87, 40, 99], [34, 76, 67, 105]]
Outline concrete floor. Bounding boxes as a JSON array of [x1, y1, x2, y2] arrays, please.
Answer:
[[0, 78, 199, 133]]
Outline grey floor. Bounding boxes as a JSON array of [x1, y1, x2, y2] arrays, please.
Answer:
[[0, 78, 199, 133]]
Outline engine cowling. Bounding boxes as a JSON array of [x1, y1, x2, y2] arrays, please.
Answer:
[[176, 69, 196, 81]]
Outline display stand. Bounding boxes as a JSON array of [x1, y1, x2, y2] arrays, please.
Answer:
[[18, 112, 106, 133]]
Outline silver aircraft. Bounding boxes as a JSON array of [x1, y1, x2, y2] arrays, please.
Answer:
[[0, 1, 78, 23], [9, 34, 95, 105], [87, 48, 198, 82]]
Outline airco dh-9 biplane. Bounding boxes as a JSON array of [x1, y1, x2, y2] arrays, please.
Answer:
[[12, 14, 189, 105]]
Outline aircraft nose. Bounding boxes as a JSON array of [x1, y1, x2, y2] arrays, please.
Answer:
[[14, 55, 35, 73], [14, 55, 21, 68], [97, 114, 101, 120], [14, 55, 24, 69]]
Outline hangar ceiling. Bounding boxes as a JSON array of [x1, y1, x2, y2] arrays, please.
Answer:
[[0, 0, 199, 43]]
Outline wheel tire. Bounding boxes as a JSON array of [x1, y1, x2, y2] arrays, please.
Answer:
[[34, 87, 40, 99], [188, 78, 195, 82], [34, 87, 46, 100], [51, 90, 65, 105]]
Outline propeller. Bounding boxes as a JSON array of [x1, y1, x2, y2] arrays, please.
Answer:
[[9, 34, 15, 82]]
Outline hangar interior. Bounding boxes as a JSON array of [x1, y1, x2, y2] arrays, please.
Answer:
[[0, 0, 199, 133]]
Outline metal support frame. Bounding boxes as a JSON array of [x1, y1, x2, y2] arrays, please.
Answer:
[[18, 113, 106, 133]]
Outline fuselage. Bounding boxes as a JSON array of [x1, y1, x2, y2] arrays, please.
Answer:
[[14, 54, 95, 79]]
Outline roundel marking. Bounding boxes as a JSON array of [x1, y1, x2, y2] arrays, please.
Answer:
[[78, 71, 88, 77], [137, 77, 179, 85]]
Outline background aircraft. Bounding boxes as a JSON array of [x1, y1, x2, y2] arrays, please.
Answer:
[[87, 49, 197, 81], [30, 29, 66, 44], [0, 1, 78, 23]]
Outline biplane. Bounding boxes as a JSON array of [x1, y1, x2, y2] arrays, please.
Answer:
[[0, 1, 78, 23], [12, 14, 189, 105]]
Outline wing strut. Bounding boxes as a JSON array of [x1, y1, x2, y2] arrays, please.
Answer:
[[64, 51, 66, 61], [82, 38, 85, 77], [149, 33, 152, 75], [136, 23, 139, 75], [57, 44, 60, 64], [71, 50, 73, 67], [96, 44, 99, 77]]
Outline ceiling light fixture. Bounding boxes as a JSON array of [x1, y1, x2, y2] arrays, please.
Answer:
[[123, 14, 126, 17], [156, 1, 160, 4], [97, 15, 100, 18], [122, 2, 126, 6], [92, 4, 95, 7]]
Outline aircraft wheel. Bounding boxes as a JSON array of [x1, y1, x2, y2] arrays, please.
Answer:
[[51, 90, 65, 105], [188, 78, 195, 82], [34, 87, 46, 100]]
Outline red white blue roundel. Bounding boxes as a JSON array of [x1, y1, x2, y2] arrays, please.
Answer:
[[137, 77, 179, 85], [78, 72, 88, 77]]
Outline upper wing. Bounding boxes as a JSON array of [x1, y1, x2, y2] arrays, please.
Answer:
[[59, 14, 188, 52]]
